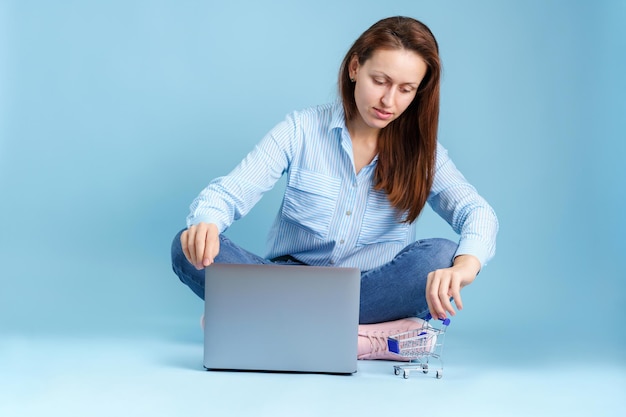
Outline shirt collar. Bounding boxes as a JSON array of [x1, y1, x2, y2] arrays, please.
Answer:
[[329, 100, 347, 133], [329, 100, 379, 166]]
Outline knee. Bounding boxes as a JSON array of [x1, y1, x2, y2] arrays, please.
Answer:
[[406, 238, 457, 269], [171, 229, 185, 259], [171, 228, 189, 279], [432, 237, 457, 256], [429, 238, 458, 266]]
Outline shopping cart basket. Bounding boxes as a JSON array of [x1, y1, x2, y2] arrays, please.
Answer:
[[388, 314, 451, 379]]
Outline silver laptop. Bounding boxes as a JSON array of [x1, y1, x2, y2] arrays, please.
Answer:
[[203, 263, 361, 374]]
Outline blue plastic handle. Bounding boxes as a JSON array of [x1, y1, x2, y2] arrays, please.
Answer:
[[424, 313, 451, 326]]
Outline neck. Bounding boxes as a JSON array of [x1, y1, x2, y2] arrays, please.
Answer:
[[346, 117, 380, 147], [346, 117, 379, 174]]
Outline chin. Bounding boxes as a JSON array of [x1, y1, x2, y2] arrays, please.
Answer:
[[368, 119, 393, 130]]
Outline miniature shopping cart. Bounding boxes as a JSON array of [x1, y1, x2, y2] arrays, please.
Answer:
[[388, 314, 451, 379]]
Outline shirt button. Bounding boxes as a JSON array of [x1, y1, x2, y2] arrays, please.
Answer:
[[329, 260, 335, 265], [339, 239, 345, 244], [346, 210, 352, 216]]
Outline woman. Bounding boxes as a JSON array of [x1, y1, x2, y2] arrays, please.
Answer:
[[171, 16, 498, 360]]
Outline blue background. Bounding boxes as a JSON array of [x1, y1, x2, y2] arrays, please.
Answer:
[[1, 2, 625, 414]]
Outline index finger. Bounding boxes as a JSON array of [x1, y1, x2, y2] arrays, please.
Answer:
[[449, 278, 463, 312], [181, 229, 192, 264], [427, 271, 447, 319], [193, 225, 209, 269], [438, 275, 457, 317], [201, 227, 220, 267]]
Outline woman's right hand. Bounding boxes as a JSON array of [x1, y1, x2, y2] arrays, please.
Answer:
[[180, 222, 220, 270]]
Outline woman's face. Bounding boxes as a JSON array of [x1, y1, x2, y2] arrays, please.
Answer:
[[349, 48, 427, 133]]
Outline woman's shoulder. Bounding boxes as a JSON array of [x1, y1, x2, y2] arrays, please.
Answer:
[[288, 101, 343, 129]]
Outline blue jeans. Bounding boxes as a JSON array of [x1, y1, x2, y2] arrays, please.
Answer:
[[170, 229, 457, 324]]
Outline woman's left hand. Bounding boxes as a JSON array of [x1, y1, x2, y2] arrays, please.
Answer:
[[426, 254, 481, 319]]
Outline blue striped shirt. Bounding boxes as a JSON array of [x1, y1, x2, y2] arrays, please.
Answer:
[[187, 101, 498, 270]]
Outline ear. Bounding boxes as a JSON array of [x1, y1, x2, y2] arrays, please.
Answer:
[[348, 54, 360, 79]]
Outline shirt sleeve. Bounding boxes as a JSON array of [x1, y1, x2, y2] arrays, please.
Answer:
[[427, 142, 499, 267], [186, 113, 298, 233]]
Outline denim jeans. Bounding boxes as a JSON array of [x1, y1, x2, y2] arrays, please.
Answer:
[[170, 229, 457, 324]]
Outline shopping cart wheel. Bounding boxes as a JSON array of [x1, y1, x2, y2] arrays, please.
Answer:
[[403, 370, 410, 379], [436, 370, 442, 379], [394, 366, 400, 376], [421, 364, 429, 374]]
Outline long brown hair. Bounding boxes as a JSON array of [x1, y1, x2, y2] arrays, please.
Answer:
[[339, 16, 441, 223]]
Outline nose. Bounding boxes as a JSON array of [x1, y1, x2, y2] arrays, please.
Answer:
[[381, 87, 395, 108]]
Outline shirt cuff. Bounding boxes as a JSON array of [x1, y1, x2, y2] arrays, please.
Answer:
[[454, 238, 493, 268], [186, 214, 228, 234]]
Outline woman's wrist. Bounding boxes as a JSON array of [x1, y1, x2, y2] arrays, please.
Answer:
[[452, 254, 481, 285]]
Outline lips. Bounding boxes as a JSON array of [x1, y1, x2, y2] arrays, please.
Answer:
[[373, 107, 393, 120]]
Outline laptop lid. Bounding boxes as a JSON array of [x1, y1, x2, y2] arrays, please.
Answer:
[[203, 263, 361, 374]]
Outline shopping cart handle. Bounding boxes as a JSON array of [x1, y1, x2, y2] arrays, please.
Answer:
[[424, 313, 451, 326]]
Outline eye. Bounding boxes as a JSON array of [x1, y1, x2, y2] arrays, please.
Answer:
[[373, 78, 386, 85]]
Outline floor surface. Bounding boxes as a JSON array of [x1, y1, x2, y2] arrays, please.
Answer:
[[1, 323, 624, 417]]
